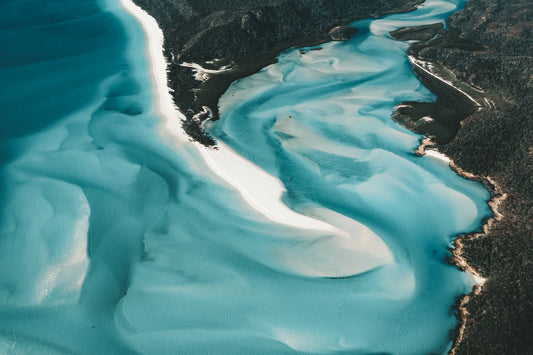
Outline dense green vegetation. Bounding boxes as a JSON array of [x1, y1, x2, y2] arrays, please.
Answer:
[[133, 0, 422, 144], [404, 1, 533, 353], [390, 22, 446, 41]]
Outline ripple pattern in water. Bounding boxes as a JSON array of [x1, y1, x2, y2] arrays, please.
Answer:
[[0, 0, 489, 354]]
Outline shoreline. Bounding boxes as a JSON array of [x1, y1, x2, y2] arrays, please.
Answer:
[[117, 0, 337, 232], [396, 21, 506, 353], [117, 0, 189, 146], [118, 0, 395, 279], [120, 0, 510, 352], [413, 121, 506, 355], [404, 0, 533, 350], [394, 27, 509, 353], [402, 0, 533, 347], [131, 0, 424, 145], [447, 166, 506, 355]]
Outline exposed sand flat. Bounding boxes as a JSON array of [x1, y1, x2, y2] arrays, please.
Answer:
[[118, 0, 393, 277], [118, 0, 340, 233], [198, 141, 338, 232]]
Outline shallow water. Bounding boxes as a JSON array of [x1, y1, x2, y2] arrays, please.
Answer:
[[0, 0, 489, 353]]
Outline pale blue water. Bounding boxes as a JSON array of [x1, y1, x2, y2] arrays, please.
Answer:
[[0, 0, 489, 354]]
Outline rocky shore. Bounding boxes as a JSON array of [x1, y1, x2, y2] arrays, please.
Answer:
[[396, 0, 532, 353], [133, 0, 532, 353]]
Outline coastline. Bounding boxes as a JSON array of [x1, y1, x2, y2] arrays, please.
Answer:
[[394, 21, 514, 352], [131, 0, 425, 145], [415, 135, 504, 355], [408, 59, 503, 353], [117, 0, 336, 231], [118, 0, 396, 279], [117, 0, 189, 145], [120, 0, 531, 352], [388, 15, 510, 352], [403, 0, 533, 350], [447, 164, 506, 355]]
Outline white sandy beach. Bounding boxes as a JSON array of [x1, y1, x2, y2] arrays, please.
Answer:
[[117, 0, 339, 232], [425, 149, 452, 163], [118, 0, 189, 145], [118, 0, 394, 277]]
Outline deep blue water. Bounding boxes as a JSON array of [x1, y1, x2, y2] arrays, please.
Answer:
[[0, 0, 489, 354]]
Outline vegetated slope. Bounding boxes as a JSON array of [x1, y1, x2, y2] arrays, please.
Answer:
[[132, 0, 422, 144], [409, 0, 532, 353]]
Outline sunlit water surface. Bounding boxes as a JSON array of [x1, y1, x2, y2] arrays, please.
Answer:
[[0, 0, 489, 354]]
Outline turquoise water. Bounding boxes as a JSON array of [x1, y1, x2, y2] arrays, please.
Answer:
[[0, 0, 489, 354]]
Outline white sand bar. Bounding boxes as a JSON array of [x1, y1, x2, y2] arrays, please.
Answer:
[[199, 142, 339, 232], [119, 0, 394, 278], [119, 0, 339, 233]]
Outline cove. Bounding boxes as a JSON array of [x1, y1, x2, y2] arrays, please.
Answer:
[[0, 0, 490, 354], [206, 1, 491, 353]]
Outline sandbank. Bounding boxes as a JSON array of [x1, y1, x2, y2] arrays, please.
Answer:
[[118, 0, 350, 234]]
